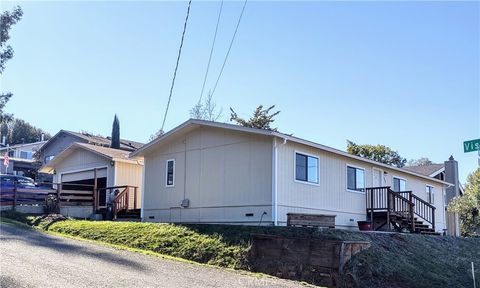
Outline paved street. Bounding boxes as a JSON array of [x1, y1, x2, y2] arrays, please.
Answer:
[[0, 223, 306, 288]]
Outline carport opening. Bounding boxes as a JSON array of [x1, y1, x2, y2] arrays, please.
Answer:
[[62, 177, 107, 206]]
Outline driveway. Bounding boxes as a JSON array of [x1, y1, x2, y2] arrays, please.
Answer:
[[0, 223, 307, 288]]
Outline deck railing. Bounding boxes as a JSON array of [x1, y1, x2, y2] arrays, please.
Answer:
[[98, 186, 138, 219], [366, 187, 415, 231], [366, 187, 436, 232]]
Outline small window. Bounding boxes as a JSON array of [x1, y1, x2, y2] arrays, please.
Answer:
[[45, 155, 55, 163], [295, 152, 319, 184], [426, 185, 434, 204], [166, 159, 175, 187], [20, 151, 33, 159], [393, 177, 406, 192], [8, 150, 15, 157], [347, 165, 365, 192]]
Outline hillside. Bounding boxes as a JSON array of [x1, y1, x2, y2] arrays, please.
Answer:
[[1, 211, 479, 288]]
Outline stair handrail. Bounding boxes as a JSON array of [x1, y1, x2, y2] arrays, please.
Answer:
[[410, 193, 436, 231], [387, 188, 416, 232]]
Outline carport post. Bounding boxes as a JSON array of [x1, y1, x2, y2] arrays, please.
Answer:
[[93, 168, 98, 212]]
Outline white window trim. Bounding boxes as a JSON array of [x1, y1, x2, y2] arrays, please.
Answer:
[[165, 159, 175, 188], [346, 164, 366, 194], [426, 184, 435, 204], [392, 176, 407, 192], [293, 150, 320, 186]]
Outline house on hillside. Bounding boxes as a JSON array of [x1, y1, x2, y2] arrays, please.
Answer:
[[132, 119, 454, 235], [403, 157, 462, 236], [0, 141, 47, 178], [40, 142, 143, 219], [34, 130, 143, 183]]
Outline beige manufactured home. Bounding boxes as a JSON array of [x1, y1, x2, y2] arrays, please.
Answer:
[[41, 143, 143, 218], [132, 120, 453, 234]]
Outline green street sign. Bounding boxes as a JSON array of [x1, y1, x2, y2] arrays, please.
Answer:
[[464, 139, 480, 153]]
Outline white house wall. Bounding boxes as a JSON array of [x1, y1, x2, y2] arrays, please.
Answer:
[[276, 140, 446, 232], [143, 126, 273, 224]]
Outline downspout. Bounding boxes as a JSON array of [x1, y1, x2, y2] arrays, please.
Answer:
[[272, 137, 278, 226], [272, 136, 287, 226], [140, 160, 146, 221]]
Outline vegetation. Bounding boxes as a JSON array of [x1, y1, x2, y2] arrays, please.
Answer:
[[230, 105, 280, 131], [347, 140, 407, 168], [407, 157, 433, 167], [0, 118, 51, 145], [2, 211, 479, 287], [110, 114, 120, 149], [0, 6, 23, 123], [448, 168, 480, 236], [47, 220, 249, 269], [190, 93, 223, 122]]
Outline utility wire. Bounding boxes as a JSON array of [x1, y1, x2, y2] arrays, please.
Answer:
[[161, 0, 193, 132], [209, 0, 248, 98], [198, 0, 224, 104]]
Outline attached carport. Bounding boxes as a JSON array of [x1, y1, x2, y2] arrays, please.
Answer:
[[40, 142, 144, 218]]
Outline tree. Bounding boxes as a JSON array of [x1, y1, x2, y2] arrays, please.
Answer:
[[230, 105, 280, 131], [189, 93, 222, 121], [1, 118, 51, 145], [110, 115, 120, 149], [149, 129, 164, 141], [407, 157, 433, 167], [448, 168, 480, 236], [0, 6, 23, 123], [346, 140, 407, 168]]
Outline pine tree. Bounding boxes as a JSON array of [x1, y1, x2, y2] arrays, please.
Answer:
[[110, 115, 120, 149]]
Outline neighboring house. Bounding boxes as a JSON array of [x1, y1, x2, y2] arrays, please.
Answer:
[[34, 130, 143, 183], [40, 142, 143, 218], [132, 119, 451, 234], [0, 141, 47, 178], [403, 157, 463, 236]]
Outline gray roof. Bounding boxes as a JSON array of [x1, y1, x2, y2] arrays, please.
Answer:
[[402, 164, 444, 176], [66, 130, 144, 151]]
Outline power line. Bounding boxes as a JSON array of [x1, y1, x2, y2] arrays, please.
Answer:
[[209, 0, 248, 98], [198, 0, 224, 104], [161, 0, 193, 132]]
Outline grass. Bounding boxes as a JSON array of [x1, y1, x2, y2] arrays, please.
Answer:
[[2, 210, 479, 288]]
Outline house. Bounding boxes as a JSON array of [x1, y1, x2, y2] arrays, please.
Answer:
[[403, 157, 462, 236], [132, 119, 452, 234], [0, 141, 47, 178], [40, 142, 143, 218], [34, 130, 143, 183]]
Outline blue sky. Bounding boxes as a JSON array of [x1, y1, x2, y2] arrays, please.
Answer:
[[1, 1, 479, 183]]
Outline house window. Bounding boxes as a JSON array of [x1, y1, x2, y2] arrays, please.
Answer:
[[347, 165, 365, 192], [426, 185, 434, 204], [20, 151, 33, 159], [295, 152, 319, 184], [393, 177, 406, 192], [166, 159, 175, 187], [8, 150, 15, 157], [45, 155, 55, 163]]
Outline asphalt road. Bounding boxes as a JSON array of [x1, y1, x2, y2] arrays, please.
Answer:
[[0, 223, 306, 288]]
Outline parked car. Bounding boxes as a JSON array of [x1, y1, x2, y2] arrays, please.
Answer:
[[0, 174, 38, 190], [0, 174, 53, 204]]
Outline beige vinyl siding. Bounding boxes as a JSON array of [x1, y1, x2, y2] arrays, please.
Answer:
[[53, 149, 114, 187], [114, 161, 143, 207], [143, 126, 273, 224], [276, 140, 446, 231]]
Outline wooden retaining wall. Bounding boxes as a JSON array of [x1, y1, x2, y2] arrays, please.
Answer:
[[250, 234, 371, 287]]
